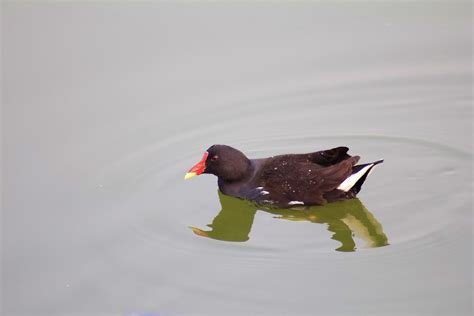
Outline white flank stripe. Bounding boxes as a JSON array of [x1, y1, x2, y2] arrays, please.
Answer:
[[288, 201, 305, 205], [337, 164, 374, 192]]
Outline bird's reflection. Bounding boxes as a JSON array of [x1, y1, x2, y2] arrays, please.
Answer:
[[190, 191, 389, 252]]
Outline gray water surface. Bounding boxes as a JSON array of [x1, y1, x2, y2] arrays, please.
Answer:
[[2, 1, 472, 316]]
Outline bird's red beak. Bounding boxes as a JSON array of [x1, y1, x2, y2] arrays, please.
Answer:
[[184, 151, 209, 180]]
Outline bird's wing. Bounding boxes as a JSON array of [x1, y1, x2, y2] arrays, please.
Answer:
[[258, 155, 360, 206], [306, 146, 352, 166], [280, 146, 352, 166], [312, 156, 360, 191]]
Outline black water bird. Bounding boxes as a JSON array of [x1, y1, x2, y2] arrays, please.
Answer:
[[185, 145, 383, 208]]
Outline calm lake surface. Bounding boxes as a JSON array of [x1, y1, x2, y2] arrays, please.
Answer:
[[3, 2, 472, 316]]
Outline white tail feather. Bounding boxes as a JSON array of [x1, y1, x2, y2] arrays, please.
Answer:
[[337, 164, 374, 192]]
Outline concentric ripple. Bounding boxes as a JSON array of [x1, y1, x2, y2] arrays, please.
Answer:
[[92, 132, 471, 257]]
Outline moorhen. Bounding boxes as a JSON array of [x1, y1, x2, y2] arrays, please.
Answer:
[[185, 145, 383, 208]]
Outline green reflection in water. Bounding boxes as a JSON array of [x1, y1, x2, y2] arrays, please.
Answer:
[[190, 191, 389, 252]]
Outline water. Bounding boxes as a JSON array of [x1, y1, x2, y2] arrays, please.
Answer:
[[2, 2, 472, 315]]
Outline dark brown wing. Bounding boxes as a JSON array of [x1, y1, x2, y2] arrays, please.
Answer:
[[304, 146, 352, 166], [257, 155, 360, 206], [277, 146, 352, 166]]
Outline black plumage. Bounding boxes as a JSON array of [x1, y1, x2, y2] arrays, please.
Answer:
[[186, 144, 383, 208]]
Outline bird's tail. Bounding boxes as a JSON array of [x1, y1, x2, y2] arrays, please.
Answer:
[[337, 159, 384, 194]]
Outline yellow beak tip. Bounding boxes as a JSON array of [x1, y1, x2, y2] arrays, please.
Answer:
[[184, 172, 197, 180]]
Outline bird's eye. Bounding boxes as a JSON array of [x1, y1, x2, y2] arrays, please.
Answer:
[[211, 155, 219, 161]]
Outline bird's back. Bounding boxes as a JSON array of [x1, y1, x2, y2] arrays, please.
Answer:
[[247, 154, 360, 207]]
